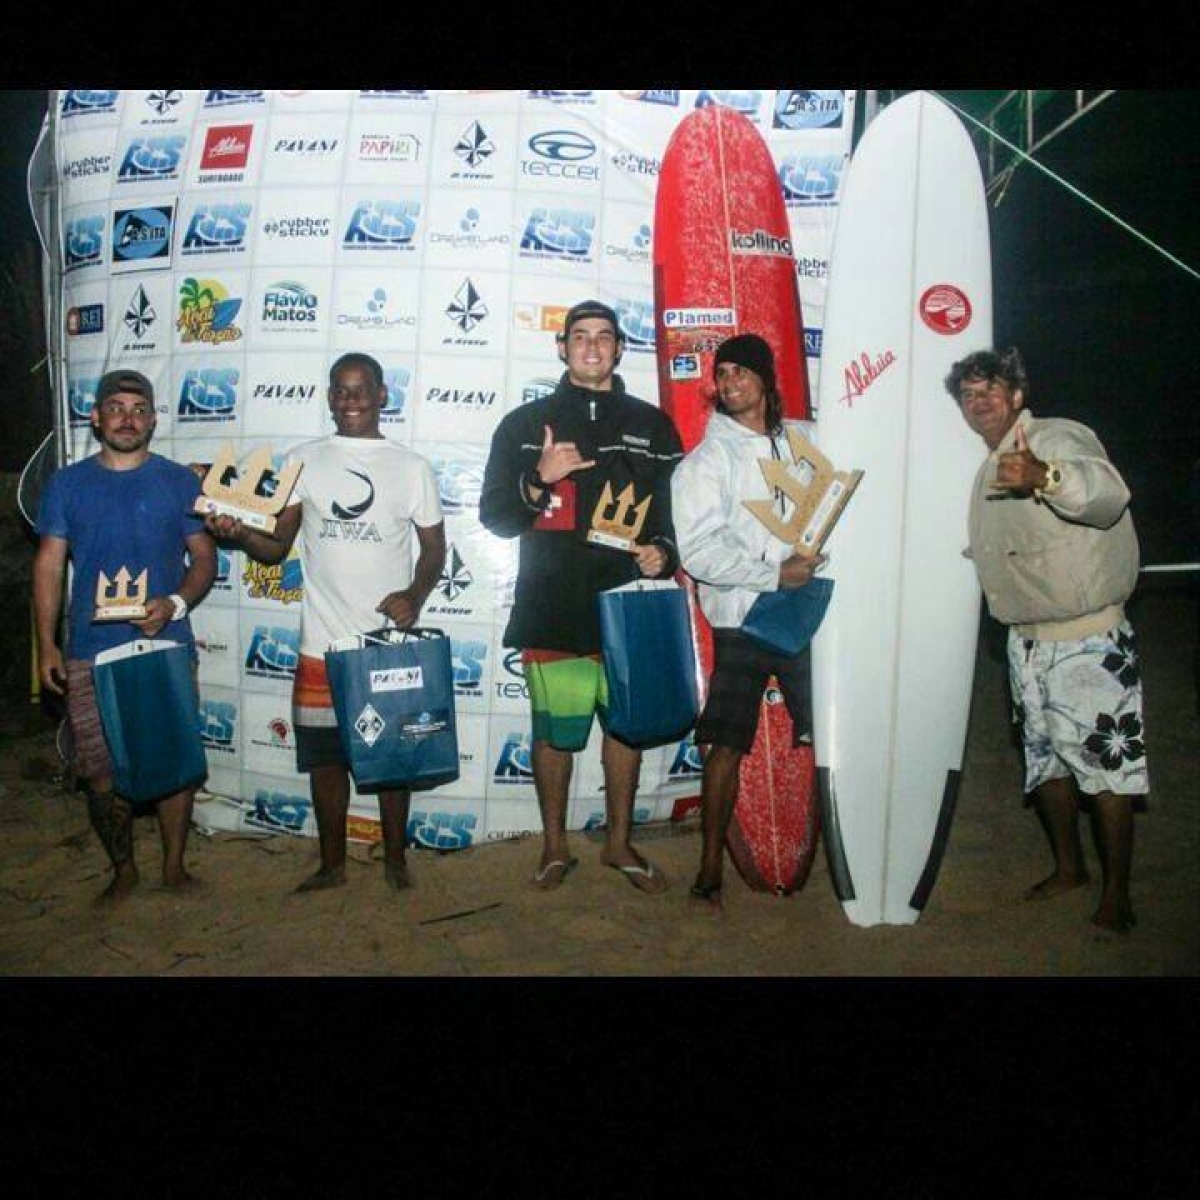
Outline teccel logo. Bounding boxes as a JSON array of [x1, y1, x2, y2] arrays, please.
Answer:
[[524, 130, 599, 181]]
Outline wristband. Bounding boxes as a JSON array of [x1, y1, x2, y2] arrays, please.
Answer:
[[1034, 461, 1063, 500], [168, 593, 189, 621]]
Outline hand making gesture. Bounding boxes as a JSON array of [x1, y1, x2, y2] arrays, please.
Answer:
[[535, 424, 595, 486], [991, 423, 1049, 494]]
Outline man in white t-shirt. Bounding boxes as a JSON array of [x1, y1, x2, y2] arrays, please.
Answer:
[[207, 353, 446, 893]]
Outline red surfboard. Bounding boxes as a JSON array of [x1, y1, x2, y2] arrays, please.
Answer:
[[653, 104, 819, 895]]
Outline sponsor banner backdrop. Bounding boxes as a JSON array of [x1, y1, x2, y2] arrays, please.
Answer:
[[47, 88, 855, 843]]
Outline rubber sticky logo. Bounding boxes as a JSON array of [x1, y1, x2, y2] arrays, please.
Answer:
[[919, 285, 972, 335]]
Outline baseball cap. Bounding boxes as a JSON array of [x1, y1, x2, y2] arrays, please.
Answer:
[[559, 299, 623, 341], [96, 368, 155, 406]]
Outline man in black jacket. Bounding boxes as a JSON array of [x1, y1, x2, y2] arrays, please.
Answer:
[[481, 299, 683, 893]]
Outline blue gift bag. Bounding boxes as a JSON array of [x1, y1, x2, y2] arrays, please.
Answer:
[[324, 627, 459, 792], [740, 576, 835, 657], [93, 639, 207, 805], [598, 580, 699, 748]]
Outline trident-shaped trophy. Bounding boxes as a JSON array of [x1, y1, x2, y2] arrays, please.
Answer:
[[587, 482, 652, 553], [94, 567, 149, 623], [743, 429, 863, 554], [193, 442, 303, 534]]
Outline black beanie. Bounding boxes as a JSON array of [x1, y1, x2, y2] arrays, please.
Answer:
[[714, 333, 776, 389]]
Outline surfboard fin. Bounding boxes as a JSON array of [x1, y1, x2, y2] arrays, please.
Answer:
[[817, 768, 855, 902], [909, 770, 962, 911]]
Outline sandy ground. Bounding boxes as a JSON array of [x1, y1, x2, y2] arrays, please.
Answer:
[[0, 583, 1195, 977]]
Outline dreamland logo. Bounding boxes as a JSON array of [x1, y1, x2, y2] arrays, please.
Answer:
[[244, 625, 300, 680], [242, 554, 304, 605], [178, 367, 239, 422], [112, 205, 173, 266], [117, 135, 186, 183], [176, 278, 243, 345], [773, 90, 845, 130]]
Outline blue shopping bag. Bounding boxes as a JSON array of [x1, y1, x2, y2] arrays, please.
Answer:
[[598, 580, 699, 748], [740, 576, 835, 657], [92, 639, 208, 805], [324, 627, 459, 792]]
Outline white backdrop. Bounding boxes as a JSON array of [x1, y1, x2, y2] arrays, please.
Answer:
[[47, 87, 855, 848]]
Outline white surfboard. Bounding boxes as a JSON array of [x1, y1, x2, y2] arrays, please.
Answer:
[[812, 92, 992, 927]]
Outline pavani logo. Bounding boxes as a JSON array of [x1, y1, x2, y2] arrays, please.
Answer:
[[841, 350, 897, 407]]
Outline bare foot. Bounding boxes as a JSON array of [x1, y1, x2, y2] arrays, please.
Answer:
[[601, 850, 668, 895], [688, 876, 723, 914], [295, 866, 347, 893], [529, 856, 578, 892], [1024, 870, 1090, 901], [94, 867, 139, 908], [163, 869, 202, 891], [384, 860, 413, 891], [1091, 898, 1137, 935]]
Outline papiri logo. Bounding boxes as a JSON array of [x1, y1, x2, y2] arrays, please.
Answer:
[[343, 199, 421, 250], [68, 376, 101, 424], [181, 202, 251, 256], [774, 90, 845, 130], [61, 90, 119, 117], [919, 285, 973, 335], [840, 349, 898, 407], [358, 131, 420, 164], [695, 90, 763, 119], [64, 214, 105, 271], [117, 135, 185, 183], [493, 731, 534, 782], [519, 207, 595, 261], [112, 205, 173, 265], [244, 626, 300, 679], [177, 277, 243, 345], [730, 228, 793, 258], [178, 367, 239, 422], [203, 90, 265, 109], [262, 281, 319, 326], [614, 298, 656, 352], [779, 155, 843, 206]]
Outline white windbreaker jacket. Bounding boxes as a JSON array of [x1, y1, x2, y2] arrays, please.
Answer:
[[670, 411, 817, 629]]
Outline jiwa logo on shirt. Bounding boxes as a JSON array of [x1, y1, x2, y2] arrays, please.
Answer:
[[371, 666, 423, 692]]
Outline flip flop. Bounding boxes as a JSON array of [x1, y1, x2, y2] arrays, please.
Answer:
[[688, 881, 723, 912], [606, 857, 668, 895], [530, 857, 579, 891]]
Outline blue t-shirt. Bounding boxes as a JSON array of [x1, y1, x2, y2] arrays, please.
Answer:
[[36, 453, 205, 662]]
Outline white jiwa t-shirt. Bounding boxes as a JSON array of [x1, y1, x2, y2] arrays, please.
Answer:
[[285, 435, 443, 656]]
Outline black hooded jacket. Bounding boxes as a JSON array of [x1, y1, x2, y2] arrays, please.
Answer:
[[480, 372, 684, 654]]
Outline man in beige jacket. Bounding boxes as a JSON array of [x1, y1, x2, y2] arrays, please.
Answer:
[[948, 348, 1146, 934]]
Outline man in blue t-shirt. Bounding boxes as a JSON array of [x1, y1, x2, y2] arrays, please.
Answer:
[[33, 368, 216, 904]]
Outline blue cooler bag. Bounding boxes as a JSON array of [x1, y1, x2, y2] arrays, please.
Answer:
[[740, 576, 835, 657], [598, 580, 699, 748], [93, 639, 208, 805], [324, 627, 459, 792]]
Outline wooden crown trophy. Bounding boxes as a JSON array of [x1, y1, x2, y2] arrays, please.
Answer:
[[587, 482, 651, 553], [193, 443, 303, 534], [743, 429, 863, 554], [94, 567, 149, 623]]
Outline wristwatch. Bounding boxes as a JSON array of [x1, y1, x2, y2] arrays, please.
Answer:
[[168, 593, 189, 621], [1035, 461, 1063, 499]]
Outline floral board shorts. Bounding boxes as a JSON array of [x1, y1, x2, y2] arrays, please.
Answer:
[[1006, 621, 1149, 802]]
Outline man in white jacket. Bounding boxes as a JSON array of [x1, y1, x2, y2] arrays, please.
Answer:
[[948, 347, 1146, 935], [671, 335, 824, 911]]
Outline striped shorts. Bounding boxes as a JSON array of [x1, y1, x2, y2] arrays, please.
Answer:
[[522, 649, 609, 752], [292, 653, 347, 772]]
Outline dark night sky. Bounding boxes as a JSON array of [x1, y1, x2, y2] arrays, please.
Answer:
[[1, 87, 1196, 564]]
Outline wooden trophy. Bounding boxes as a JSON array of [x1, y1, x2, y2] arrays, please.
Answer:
[[586, 481, 651, 553], [743, 429, 863, 554], [193, 443, 302, 534], [94, 567, 149, 623]]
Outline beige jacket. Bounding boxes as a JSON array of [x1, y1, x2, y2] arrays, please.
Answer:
[[967, 409, 1140, 640]]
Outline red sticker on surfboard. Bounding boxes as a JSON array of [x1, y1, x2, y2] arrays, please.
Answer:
[[919, 284, 973, 334]]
